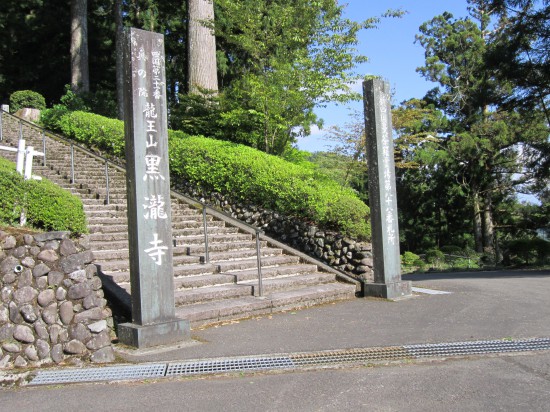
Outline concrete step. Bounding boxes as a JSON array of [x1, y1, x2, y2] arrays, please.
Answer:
[[96, 254, 202, 272], [92, 245, 191, 261], [174, 284, 253, 306], [174, 282, 356, 328], [175, 233, 253, 246], [238, 272, 336, 295], [184, 241, 267, 254], [89, 232, 129, 242], [216, 255, 300, 273], [230, 264, 321, 282], [208, 247, 283, 262], [174, 274, 236, 290]]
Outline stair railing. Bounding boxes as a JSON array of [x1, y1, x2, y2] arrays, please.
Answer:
[[0, 109, 266, 296]]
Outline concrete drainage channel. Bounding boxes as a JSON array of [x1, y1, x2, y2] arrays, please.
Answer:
[[29, 337, 550, 386]]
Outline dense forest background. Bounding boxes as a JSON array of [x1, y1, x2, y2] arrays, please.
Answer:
[[1, 0, 548, 267]]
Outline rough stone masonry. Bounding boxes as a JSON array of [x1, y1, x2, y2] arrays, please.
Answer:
[[0, 230, 115, 369]]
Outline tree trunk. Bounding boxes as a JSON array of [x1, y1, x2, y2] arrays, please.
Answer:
[[472, 190, 483, 253], [482, 192, 495, 260], [187, 0, 218, 94], [115, 0, 124, 119], [70, 0, 89, 93]]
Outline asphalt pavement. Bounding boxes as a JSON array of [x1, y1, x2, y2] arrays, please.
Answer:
[[1, 269, 549, 411]]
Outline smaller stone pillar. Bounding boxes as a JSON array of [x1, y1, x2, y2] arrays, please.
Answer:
[[362, 78, 411, 299]]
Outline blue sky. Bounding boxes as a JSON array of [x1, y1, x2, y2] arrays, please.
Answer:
[[297, 0, 470, 152]]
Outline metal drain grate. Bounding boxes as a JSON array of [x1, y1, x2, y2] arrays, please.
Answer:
[[166, 356, 294, 376], [404, 338, 550, 358], [30, 363, 167, 385], [28, 338, 550, 385], [290, 347, 410, 366]]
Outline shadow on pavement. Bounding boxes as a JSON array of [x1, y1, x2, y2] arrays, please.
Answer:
[[403, 269, 550, 281]]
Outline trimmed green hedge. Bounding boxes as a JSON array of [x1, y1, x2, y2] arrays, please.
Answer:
[[0, 158, 87, 234], [10, 90, 46, 113], [41, 110, 370, 239], [170, 137, 370, 238]]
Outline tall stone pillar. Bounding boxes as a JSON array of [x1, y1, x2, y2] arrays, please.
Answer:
[[363, 78, 411, 299], [117, 28, 190, 348]]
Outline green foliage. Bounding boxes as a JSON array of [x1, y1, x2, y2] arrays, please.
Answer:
[[41, 85, 117, 130], [485, 0, 550, 116], [169, 136, 371, 239], [413, 259, 426, 270], [56, 111, 125, 157], [170, 0, 400, 155], [505, 238, 550, 266], [9, 90, 46, 112], [405, 4, 550, 258], [0, 158, 87, 234], [424, 249, 445, 266], [401, 251, 420, 266], [47, 110, 370, 239], [439, 245, 464, 255]]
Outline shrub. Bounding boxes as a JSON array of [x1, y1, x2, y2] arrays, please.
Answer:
[[401, 251, 420, 266], [44, 111, 371, 239], [41, 86, 117, 131], [505, 238, 550, 265], [10, 90, 46, 112], [57, 111, 125, 156], [169, 137, 370, 239], [0, 158, 87, 234], [425, 249, 445, 266], [413, 258, 426, 270], [440, 245, 463, 255]]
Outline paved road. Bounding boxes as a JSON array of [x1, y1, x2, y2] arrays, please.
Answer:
[[1, 269, 549, 411]]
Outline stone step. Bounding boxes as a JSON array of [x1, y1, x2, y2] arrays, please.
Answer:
[[208, 247, 283, 262], [238, 272, 336, 295], [81, 198, 127, 207], [88, 224, 130, 234], [173, 226, 237, 237], [86, 216, 221, 227], [92, 245, 191, 261], [174, 233, 253, 246], [174, 284, 253, 306], [216, 255, 300, 273], [101, 261, 219, 283], [184, 241, 267, 254], [173, 274, 237, 290], [174, 282, 356, 328], [87, 221, 231, 235], [96, 254, 202, 272], [88, 240, 128, 250], [230, 263, 321, 282], [89, 232, 129, 242]]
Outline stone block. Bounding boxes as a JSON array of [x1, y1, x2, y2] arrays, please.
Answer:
[[32, 263, 51, 278], [37, 289, 55, 307], [59, 301, 74, 325], [50, 344, 64, 363], [13, 324, 35, 343], [64, 339, 87, 355], [37, 249, 59, 263], [90, 346, 115, 363]]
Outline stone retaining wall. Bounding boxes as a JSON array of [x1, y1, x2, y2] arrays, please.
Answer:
[[0, 230, 114, 368], [173, 182, 375, 283]]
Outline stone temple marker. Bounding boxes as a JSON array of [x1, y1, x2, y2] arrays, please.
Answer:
[[118, 28, 190, 348], [362, 78, 412, 299]]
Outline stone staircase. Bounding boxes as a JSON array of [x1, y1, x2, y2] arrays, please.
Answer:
[[0, 112, 358, 328]]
